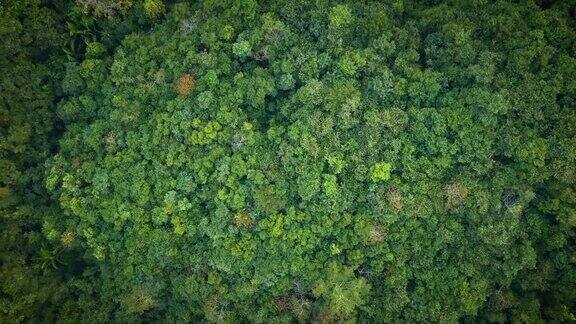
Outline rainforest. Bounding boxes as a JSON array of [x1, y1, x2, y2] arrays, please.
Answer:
[[1, 0, 575, 322]]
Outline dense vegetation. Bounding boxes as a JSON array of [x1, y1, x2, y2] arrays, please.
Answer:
[[1, 0, 575, 322]]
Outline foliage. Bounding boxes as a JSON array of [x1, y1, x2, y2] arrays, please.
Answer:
[[176, 73, 195, 97], [370, 162, 392, 182], [1, 0, 575, 322]]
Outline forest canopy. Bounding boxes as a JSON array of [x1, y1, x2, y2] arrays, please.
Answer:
[[1, 0, 575, 322]]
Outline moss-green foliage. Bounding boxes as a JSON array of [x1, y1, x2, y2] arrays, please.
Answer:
[[1, 0, 576, 322]]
